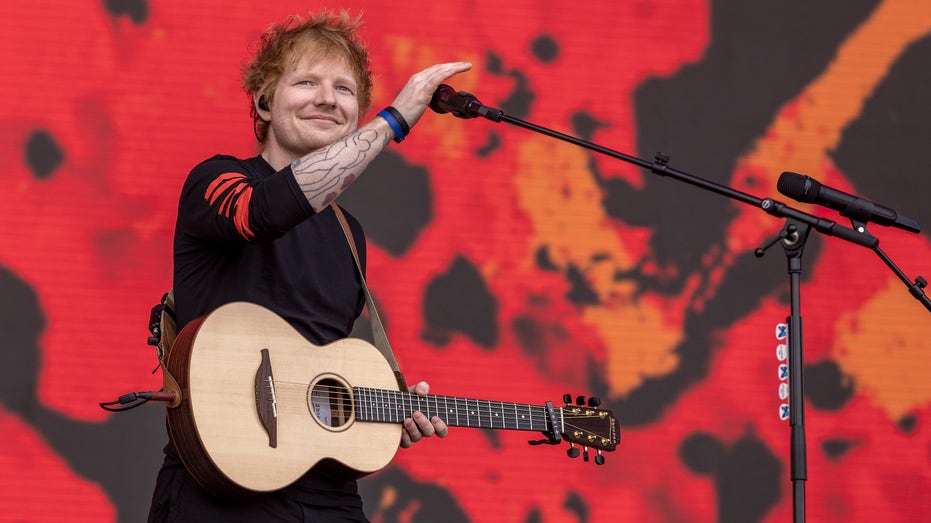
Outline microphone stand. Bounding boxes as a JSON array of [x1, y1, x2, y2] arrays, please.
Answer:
[[444, 93, 930, 523]]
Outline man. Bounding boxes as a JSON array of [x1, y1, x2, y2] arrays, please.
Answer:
[[148, 11, 471, 522]]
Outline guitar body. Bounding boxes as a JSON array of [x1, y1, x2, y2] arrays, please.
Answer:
[[165, 302, 402, 497]]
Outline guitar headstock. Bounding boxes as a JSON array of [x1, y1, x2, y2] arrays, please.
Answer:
[[531, 394, 620, 465]]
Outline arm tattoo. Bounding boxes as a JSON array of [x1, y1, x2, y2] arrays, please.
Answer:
[[291, 128, 389, 212]]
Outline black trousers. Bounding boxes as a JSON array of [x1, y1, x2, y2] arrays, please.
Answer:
[[147, 464, 368, 523]]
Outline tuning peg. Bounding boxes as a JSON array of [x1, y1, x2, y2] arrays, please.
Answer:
[[587, 397, 601, 407], [563, 393, 572, 405], [567, 443, 580, 458], [583, 446, 590, 462], [576, 395, 586, 406], [595, 450, 605, 465]]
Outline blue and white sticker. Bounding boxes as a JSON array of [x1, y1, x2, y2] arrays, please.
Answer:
[[779, 382, 789, 400], [779, 364, 789, 381], [775, 323, 788, 340], [779, 403, 790, 421]]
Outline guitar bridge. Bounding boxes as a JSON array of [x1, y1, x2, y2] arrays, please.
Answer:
[[254, 348, 278, 448]]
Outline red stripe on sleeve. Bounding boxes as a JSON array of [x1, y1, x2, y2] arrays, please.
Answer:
[[204, 172, 255, 240]]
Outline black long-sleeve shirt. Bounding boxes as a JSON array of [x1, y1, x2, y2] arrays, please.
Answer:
[[173, 154, 366, 344]]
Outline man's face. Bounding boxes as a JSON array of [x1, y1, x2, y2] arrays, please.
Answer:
[[265, 52, 361, 161]]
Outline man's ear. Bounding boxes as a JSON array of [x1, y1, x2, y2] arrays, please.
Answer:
[[254, 93, 270, 116]]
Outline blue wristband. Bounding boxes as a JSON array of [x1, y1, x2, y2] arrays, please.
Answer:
[[378, 107, 408, 143]]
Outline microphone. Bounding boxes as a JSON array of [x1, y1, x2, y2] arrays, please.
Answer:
[[777, 171, 920, 233], [430, 84, 499, 120]]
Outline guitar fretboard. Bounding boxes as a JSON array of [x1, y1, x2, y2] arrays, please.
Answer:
[[353, 387, 555, 432]]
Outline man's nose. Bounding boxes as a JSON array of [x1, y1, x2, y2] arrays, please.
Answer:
[[315, 84, 337, 106]]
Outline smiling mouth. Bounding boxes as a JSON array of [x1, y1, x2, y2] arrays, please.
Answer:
[[304, 115, 340, 124]]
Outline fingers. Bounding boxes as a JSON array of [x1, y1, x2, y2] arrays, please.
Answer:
[[400, 380, 448, 448], [400, 411, 449, 448], [432, 415, 449, 438], [399, 415, 421, 448], [409, 380, 430, 396], [389, 61, 473, 128]]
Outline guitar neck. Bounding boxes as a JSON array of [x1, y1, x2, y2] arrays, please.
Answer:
[[353, 387, 555, 432]]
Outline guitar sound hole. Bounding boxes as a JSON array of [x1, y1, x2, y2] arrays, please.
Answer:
[[307, 376, 353, 430]]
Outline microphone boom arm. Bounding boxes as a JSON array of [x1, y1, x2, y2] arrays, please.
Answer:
[[430, 87, 931, 308]]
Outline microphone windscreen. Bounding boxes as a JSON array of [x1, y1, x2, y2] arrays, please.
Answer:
[[777, 172, 818, 203], [429, 84, 455, 114]]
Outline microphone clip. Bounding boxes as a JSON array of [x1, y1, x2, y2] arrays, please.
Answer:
[[755, 220, 806, 258]]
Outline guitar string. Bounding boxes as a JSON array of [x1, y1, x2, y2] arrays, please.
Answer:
[[262, 403, 613, 447], [272, 381, 555, 417], [256, 381, 578, 427]]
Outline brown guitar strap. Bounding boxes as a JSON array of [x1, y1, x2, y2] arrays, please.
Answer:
[[330, 203, 408, 391]]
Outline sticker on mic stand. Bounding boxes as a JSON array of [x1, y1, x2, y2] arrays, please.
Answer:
[[775, 323, 788, 340], [776, 343, 788, 361]]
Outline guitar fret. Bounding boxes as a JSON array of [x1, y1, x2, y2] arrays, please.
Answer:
[[397, 390, 407, 423], [396, 391, 404, 423], [417, 394, 426, 419], [397, 391, 404, 420], [447, 396, 456, 426], [380, 388, 390, 422], [357, 388, 365, 421]]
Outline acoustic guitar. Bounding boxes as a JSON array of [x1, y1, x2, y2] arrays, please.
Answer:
[[164, 301, 620, 497]]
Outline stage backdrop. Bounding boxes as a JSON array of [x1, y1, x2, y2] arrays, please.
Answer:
[[1, 0, 929, 521]]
